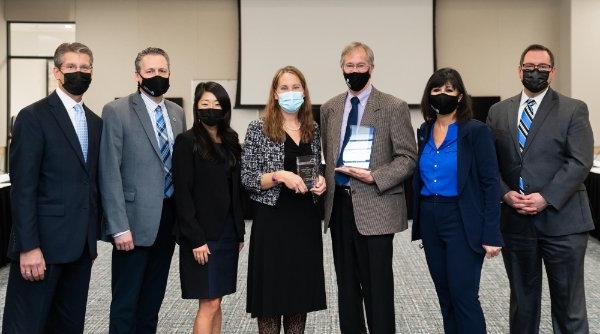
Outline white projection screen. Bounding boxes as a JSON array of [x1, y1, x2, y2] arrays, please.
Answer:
[[239, 0, 434, 106]]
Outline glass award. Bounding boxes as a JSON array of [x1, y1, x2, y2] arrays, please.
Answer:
[[342, 125, 375, 169], [296, 155, 319, 188]]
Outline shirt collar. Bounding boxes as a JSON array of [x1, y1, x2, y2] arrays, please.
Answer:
[[519, 87, 548, 108], [55, 87, 83, 111], [139, 90, 166, 113], [347, 83, 373, 106]]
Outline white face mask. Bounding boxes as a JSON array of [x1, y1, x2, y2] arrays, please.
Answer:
[[278, 91, 304, 113]]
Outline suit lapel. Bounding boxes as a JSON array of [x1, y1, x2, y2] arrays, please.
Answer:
[[457, 123, 472, 193], [130, 93, 162, 161], [47, 92, 88, 171], [506, 94, 521, 157], [83, 104, 97, 169], [522, 88, 557, 156], [359, 87, 382, 127], [329, 93, 347, 164], [165, 102, 181, 136]]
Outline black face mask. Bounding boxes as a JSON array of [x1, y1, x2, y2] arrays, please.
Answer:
[[343, 71, 371, 92], [522, 69, 549, 93], [196, 108, 225, 127], [138, 75, 170, 97], [430, 93, 459, 115], [61, 71, 92, 96]]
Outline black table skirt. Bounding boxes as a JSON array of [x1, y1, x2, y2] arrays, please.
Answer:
[[0, 185, 12, 267], [585, 172, 599, 240]]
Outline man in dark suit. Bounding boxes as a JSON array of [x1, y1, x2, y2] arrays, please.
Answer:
[[487, 44, 594, 334], [2, 42, 102, 333], [320, 42, 417, 333], [99, 47, 186, 333]]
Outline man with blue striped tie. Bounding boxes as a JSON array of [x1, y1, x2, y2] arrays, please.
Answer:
[[99, 47, 186, 333], [487, 44, 594, 334]]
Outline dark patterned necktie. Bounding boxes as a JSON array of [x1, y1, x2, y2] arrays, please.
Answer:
[[335, 96, 360, 185]]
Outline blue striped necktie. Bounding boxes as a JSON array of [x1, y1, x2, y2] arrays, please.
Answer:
[[73, 104, 88, 162], [518, 98, 536, 193], [154, 105, 174, 198]]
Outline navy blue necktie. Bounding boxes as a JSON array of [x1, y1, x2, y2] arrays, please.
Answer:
[[335, 96, 360, 185]]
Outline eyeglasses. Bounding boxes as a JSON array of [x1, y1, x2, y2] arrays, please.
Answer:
[[343, 63, 370, 72], [521, 63, 553, 72], [61, 64, 93, 73]]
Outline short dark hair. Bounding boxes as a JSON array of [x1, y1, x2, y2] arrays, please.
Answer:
[[519, 44, 554, 67], [53, 42, 93, 68], [420, 68, 473, 123], [134, 47, 170, 72]]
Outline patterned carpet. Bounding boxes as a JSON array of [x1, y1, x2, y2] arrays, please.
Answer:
[[0, 221, 599, 333]]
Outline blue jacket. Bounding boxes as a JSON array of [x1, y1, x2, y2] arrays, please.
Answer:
[[411, 119, 503, 253]]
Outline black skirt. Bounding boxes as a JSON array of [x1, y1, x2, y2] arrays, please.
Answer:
[[246, 135, 326, 317], [179, 214, 239, 299]]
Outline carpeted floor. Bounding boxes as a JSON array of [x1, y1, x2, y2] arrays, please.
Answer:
[[0, 221, 599, 333]]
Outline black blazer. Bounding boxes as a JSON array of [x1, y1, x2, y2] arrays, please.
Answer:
[[172, 130, 245, 249], [8, 91, 102, 263], [412, 119, 503, 253]]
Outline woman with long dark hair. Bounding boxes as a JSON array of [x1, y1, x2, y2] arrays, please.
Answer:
[[172, 81, 245, 334], [412, 68, 503, 333]]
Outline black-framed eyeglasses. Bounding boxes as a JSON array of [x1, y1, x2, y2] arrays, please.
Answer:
[[521, 63, 553, 72]]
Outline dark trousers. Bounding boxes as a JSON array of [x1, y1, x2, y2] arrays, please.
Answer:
[[502, 231, 589, 334], [109, 199, 176, 334], [419, 197, 486, 334], [2, 245, 93, 334], [330, 186, 395, 334]]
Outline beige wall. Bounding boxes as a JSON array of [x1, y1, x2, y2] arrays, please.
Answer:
[[75, 0, 239, 127], [571, 0, 600, 144], [436, 0, 566, 100]]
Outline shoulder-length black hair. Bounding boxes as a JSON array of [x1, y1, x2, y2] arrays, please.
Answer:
[[420, 68, 473, 124], [192, 81, 242, 164]]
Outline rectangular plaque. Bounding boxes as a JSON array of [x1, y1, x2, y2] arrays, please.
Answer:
[[297, 155, 318, 188], [342, 125, 375, 169]]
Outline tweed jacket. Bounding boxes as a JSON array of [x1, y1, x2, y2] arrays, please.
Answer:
[[320, 86, 417, 235], [241, 118, 321, 206]]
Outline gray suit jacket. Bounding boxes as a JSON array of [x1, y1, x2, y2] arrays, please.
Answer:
[[487, 88, 594, 236], [99, 92, 186, 246], [320, 87, 417, 235]]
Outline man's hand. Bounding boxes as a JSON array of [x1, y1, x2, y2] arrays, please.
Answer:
[[503, 191, 547, 215], [517, 192, 548, 215], [114, 231, 135, 251], [20, 248, 46, 281], [334, 166, 375, 184]]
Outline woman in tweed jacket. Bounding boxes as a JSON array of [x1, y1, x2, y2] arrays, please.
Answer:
[[242, 66, 327, 334]]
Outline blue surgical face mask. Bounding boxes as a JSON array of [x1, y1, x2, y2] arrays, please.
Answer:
[[277, 91, 304, 113]]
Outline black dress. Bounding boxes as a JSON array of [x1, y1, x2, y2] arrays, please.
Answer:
[[246, 134, 326, 317], [178, 144, 240, 299]]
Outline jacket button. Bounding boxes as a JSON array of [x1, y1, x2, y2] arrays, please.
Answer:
[[351, 190, 356, 195]]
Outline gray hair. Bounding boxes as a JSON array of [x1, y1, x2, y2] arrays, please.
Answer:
[[53, 42, 94, 68], [134, 47, 170, 72], [339, 41, 374, 67]]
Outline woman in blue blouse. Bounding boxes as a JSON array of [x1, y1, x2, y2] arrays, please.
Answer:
[[412, 68, 503, 334]]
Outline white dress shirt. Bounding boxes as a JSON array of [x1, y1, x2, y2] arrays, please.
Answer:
[[55, 87, 85, 130], [517, 87, 548, 125]]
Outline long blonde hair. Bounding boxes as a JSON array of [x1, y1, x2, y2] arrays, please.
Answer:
[[262, 66, 314, 143]]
